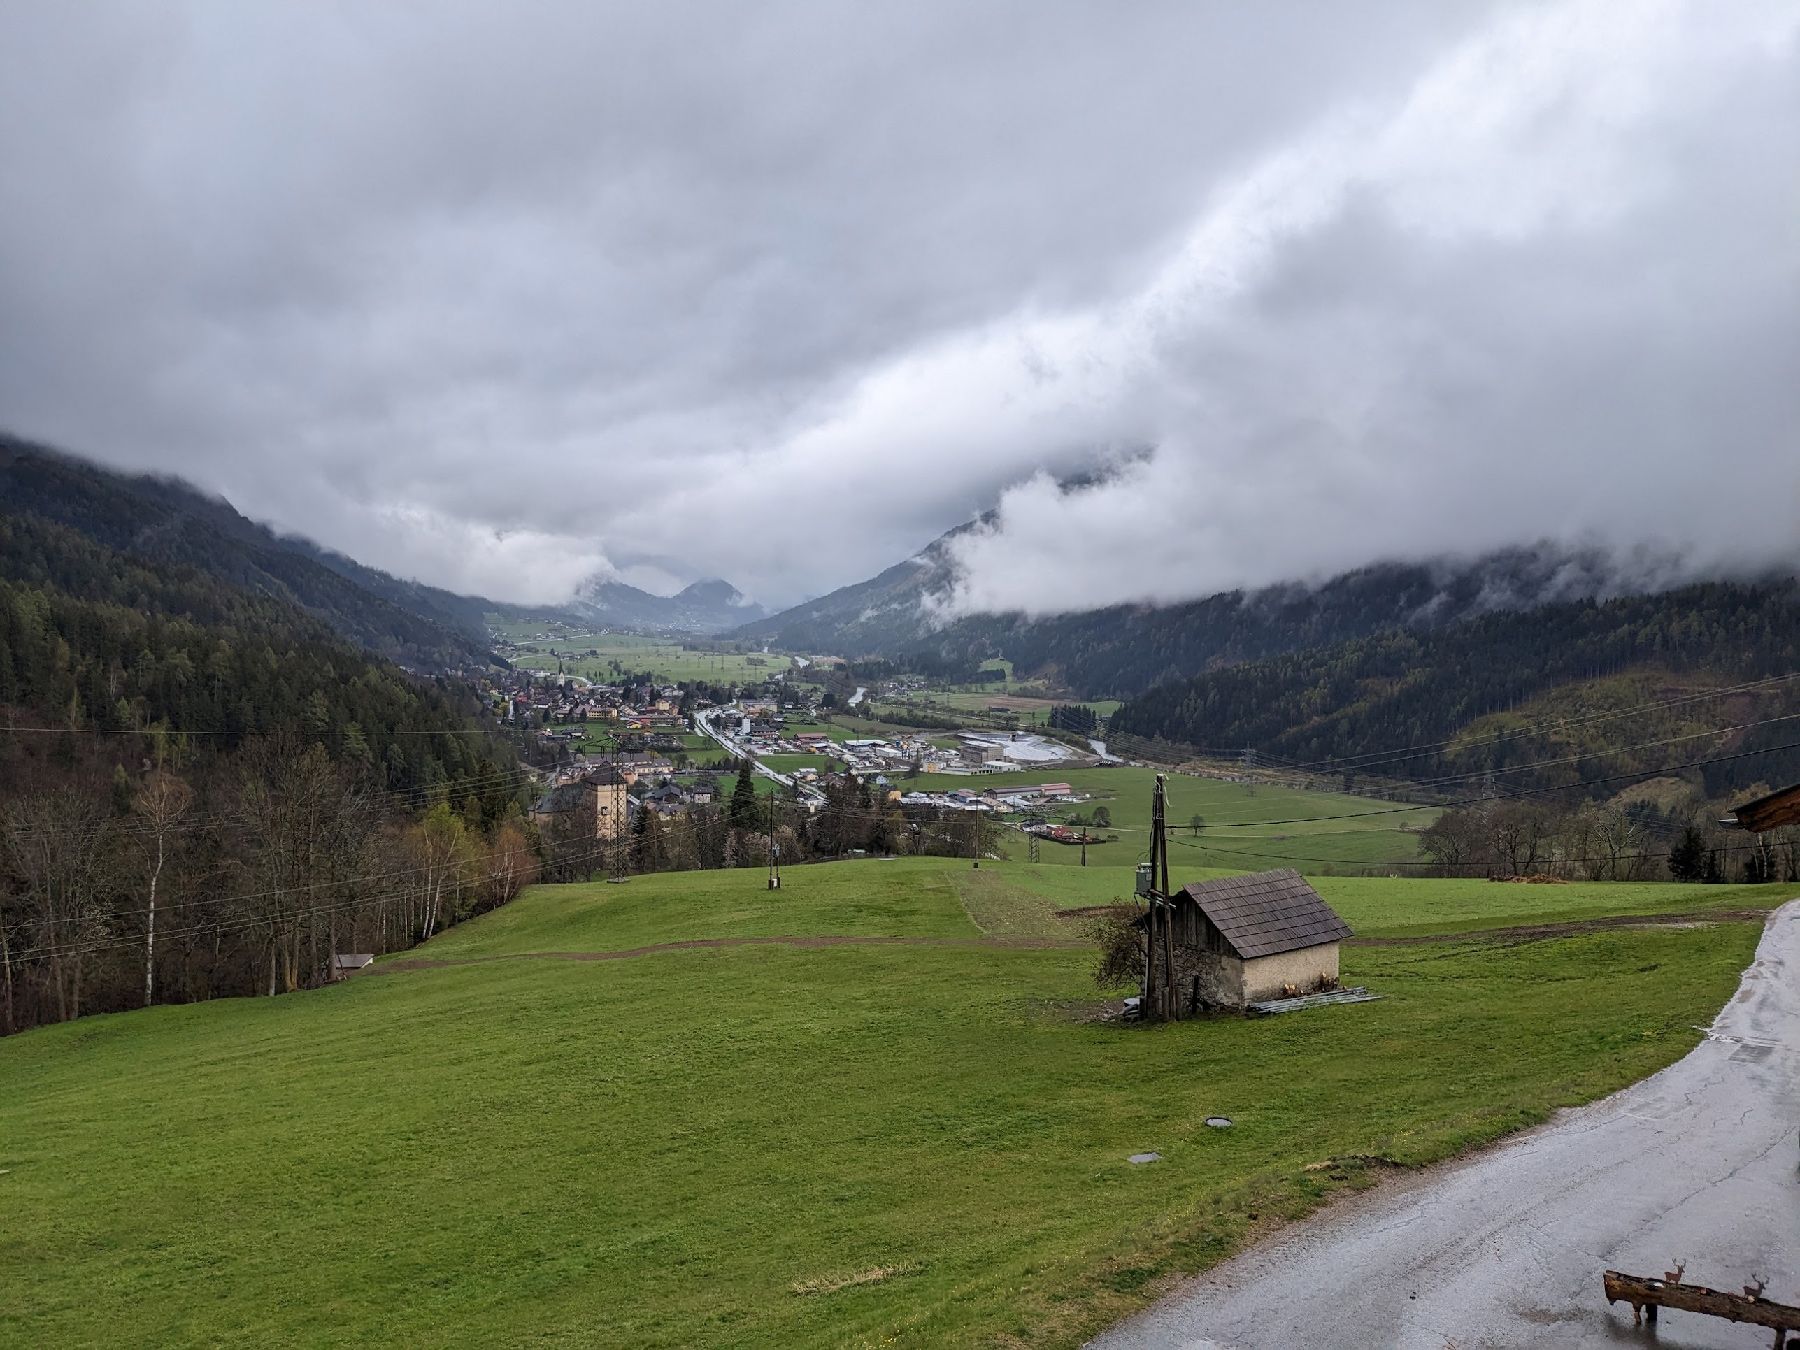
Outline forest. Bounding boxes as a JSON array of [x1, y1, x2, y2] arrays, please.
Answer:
[[1108, 578, 1800, 800], [0, 435, 495, 669], [0, 503, 535, 1034], [1413, 797, 1800, 885]]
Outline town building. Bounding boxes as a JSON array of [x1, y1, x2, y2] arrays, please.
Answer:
[[530, 765, 630, 840]]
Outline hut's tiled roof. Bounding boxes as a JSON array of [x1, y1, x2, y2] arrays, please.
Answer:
[[1177, 868, 1352, 960]]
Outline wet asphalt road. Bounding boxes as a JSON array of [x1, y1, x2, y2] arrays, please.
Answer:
[[1090, 900, 1800, 1350]]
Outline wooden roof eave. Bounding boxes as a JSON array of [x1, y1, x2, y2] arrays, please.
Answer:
[[1725, 782, 1800, 833]]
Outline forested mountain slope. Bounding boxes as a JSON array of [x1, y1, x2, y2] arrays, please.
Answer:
[[738, 515, 1730, 700], [274, 533, 496, 644], [0, 436, 495, 669], [1108, 577, 1800, 799], [0, 509, 518, 807], [732, 517, 982, 652], [0, 506, 529, 1035]]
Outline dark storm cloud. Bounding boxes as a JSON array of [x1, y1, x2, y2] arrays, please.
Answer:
[[0, 1, 1793, 609]]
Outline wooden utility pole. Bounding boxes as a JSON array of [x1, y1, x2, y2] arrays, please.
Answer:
[[1138, 773, 1176, 1020], [1154, 774, 1174, 1018], [767, 790, 781, 889]]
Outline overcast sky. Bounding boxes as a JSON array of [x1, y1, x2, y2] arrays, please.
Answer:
[[1, 1, 1795, 612]]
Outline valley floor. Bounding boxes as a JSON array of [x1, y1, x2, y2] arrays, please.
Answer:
[[0, 859, 1789, 1347]]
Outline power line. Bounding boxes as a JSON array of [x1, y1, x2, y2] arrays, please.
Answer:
[[1174, 831, 1785, 872], [1203, 737, 1800, 829], [1397, 711, 1800, 791]]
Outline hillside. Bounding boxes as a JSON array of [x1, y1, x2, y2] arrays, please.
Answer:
[[0, 499, 530, 1033], [0, 857, 1776, 1347], [737, 519, 1748, 700], [0, 508, 516, 799], [0, 435, 496, 670], [732, 517, 982, 652], [1109, 578, 1800, 800]]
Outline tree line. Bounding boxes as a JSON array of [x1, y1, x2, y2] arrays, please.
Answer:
[[0, 733, 538, 1035], [1416, 794, 1800, 883]]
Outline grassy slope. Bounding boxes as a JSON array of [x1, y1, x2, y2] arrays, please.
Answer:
[[0, 859, 1784, 1348]]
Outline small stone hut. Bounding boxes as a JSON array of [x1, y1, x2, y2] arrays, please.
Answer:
[[1146, 868, 1352, 1010]]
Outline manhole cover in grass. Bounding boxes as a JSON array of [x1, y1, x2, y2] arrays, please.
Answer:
[[1128, 1152, 1162, 1165], [1204, 1116, 1233, 1129]]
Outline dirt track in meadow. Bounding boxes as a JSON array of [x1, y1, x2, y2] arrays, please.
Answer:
[[372, 931, 1086, 973], [374, 907, 1770, 975]]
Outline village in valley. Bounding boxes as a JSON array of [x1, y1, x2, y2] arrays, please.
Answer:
[[483, 623, 1118, 844]]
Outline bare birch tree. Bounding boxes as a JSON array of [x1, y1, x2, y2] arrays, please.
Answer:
[[133, 772, 192, 1007]]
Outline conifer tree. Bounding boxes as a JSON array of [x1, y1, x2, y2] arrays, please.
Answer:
[[729, 758, 759, 831]]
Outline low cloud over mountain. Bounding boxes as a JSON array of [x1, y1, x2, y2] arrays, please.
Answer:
[[1, 1, 1794, 613]]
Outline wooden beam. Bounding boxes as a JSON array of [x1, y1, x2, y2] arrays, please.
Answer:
[[1604, 1270, 1800, 1340]]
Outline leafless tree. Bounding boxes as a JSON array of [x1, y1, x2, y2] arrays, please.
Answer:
[[480, 817, 535, 912], [133, 772, 192, 1007], [2, 790, 119, 1021], [411, 802, 470, 942], [236, 739, 366, 995]]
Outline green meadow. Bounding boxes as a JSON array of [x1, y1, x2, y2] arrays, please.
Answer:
[[912, 764, 1433, 872], [887, 690, 1124, 727], [0, 857, 1784, 1348], [496, 628, 792, 685]]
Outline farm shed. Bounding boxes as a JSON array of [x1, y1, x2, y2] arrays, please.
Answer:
[[1142, 869, 1352, 1011]]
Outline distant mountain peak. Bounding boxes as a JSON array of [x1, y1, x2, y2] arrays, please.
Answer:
[[568, 571, 765, 633], [675, 577, 756, 607]]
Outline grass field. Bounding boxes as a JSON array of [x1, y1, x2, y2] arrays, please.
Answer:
[[784, 713, 955, 747], [891, 690, 1123, 727], [0, 857, 1785, 1348], [761, 753, 835, 776], [495, 628, 794, 685], [910, 765, 1434, 872]]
